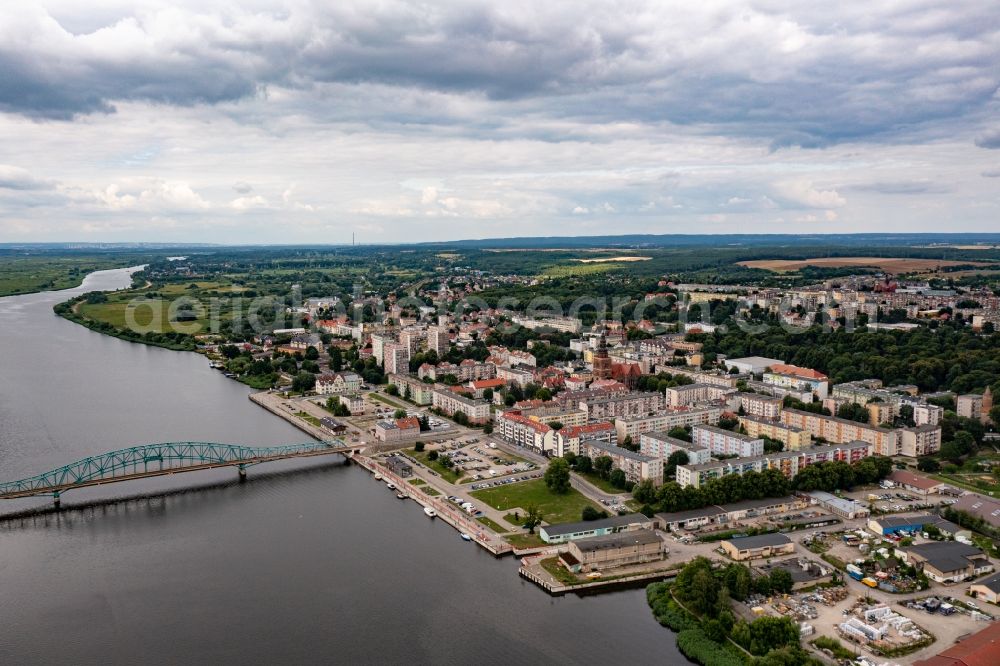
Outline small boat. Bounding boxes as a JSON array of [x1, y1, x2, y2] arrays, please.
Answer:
[[373, 473, 383, 481], [396, 492, 407, 499], [386, 482, 396, 490], [460, 533, 472, 541], [424, 507, 437, 518]]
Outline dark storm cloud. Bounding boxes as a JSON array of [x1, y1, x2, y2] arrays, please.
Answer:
[[976, 130, 1000, 149], [1, 1, 998, 148]]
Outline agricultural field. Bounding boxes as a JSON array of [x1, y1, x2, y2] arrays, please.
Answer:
[[738, 257, 997, 274]]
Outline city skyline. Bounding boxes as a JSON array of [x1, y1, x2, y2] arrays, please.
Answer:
[[1, 1, 999, 243]]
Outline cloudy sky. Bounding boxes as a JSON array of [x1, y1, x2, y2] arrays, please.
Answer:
[[1, 1, 999, 244]]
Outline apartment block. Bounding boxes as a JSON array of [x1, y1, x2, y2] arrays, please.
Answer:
[[738, 415, 812, 451], [495, 410, 555, 455], [898, 425, 943, 457], [676, 440, 871, 488], [580, 392, 663, 420], [387, 373, 434, 405], [579, 440, 663, 485], [691, 424, 764, 457], [615, 406, 722, 442], [736, 392, 783, 419], [780, 408, 898, 456], [638, 431, 712, 465], [665, 383, 734, 407], [431, 389, 491, 424]]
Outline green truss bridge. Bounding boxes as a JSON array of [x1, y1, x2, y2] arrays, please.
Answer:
[[0, 440, 362, 506]]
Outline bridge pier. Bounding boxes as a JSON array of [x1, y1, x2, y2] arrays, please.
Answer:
[[238, 464, 247, 481], [52, 491, 61, 510]]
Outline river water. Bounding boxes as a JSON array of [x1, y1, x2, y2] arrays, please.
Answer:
[[0, 267, 681, 664]]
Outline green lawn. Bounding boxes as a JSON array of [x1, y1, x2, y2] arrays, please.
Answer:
[[506, 532, 546, 549], [407, 478, 426, 486], [470, 478, 601, 525], [295, 411, 321, 426], [576, 471, 622, 494], [476, 516, 509, 534], [421, 486, 441, 497], [409, 449, 463, 483]]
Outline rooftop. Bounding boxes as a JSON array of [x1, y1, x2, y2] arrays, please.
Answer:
[[541, 513, 652, 538], [724, 532, 792, 549], [571, 529, 663, 553]]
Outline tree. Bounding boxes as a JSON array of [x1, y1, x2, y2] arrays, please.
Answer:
[[482, 388, 494, 402], [523, 505, 544, 534], [414, 441, 425, 452], [427, 450, 439, 461], [633, 479, 656, 505], [725, 564, 753, 601], [665, 450, 690, 478], [769, 568, 793, 594], [292, 370, 316, 392], [609, 468, 627, 489], [329, 346, 343, 371], [385, 384, 400, 396], [581, 506, 606, 521], [594, 455, 614, 479], [544, 457, 571, 494], [917, 458, 940, 473], [620, 435, 638, 452], [483, 422, 493, 435], [575, 455, 593, 474], [667, 426, 691, 442], [394, 408, 408, 419], [304, 346, 320, 361]]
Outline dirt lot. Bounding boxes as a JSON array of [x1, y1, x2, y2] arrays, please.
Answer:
[[737, 257, 996, 273]]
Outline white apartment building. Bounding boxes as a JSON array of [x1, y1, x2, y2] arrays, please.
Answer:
[[615, 406, 722, 442], [639, 432, 712, 465], [691, 425, 764, 457]]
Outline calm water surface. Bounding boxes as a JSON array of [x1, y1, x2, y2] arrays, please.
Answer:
[[0, 268, 681, 664]]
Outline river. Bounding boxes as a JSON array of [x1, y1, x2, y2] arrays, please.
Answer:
[[0, 267, 681, 664]]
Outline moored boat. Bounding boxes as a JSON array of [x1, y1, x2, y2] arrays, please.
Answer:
[[423, 507, 436, 518]]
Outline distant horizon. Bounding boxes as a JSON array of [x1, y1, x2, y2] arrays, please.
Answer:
[[5, 231, 1000, 251]]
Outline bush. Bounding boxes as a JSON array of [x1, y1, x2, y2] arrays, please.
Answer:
[[414, 442, 425, 453]]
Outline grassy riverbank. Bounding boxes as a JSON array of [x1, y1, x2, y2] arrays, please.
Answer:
[[0, 254, 141, 297]]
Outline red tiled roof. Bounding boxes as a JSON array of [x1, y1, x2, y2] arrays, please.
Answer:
[[768, 363, 828, 380], [395, 417, 420, 430], [889, 470, 944, 491], [471, 378, 506, 389], [914, 621, 1000, 666]]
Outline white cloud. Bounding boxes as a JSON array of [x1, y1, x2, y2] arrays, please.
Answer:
[[774, 180, 847, 209]]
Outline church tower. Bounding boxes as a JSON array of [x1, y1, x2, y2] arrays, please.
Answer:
[[593, 331, 612, 380]]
